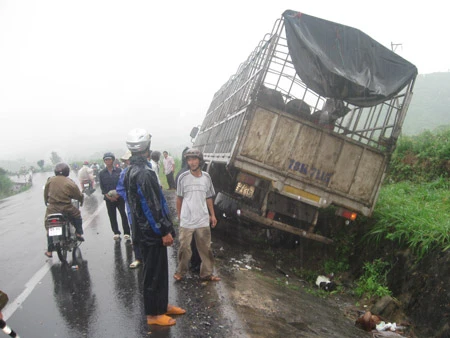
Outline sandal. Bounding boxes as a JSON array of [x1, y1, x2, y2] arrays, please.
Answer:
[[44, 252, 53, 258], [147, 314, 176, 326], [173, 273, 183, 281], [166, 305, 186, 315], [129, 260, 142, 269], [200, 275, 221, 282]]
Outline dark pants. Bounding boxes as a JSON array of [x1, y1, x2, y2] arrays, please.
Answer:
[[141, 244, 168, 316], [166, 171, 176, 189], [133, 242, 142, 261], [105, 197, 130, 235], [190, 235, 202, 272]]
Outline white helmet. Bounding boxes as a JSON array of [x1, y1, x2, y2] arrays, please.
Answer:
[[126, 128, 151, 153]]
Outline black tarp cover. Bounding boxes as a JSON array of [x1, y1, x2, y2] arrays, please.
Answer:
[[282, 10, 418, 107]]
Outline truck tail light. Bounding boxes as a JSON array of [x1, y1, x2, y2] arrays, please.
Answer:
[[266, 211, 275, 220], [336, 207, 357, 221]]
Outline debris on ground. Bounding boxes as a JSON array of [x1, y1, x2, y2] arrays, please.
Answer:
[[315, 273, 336, 291], [355, 311, 382, 331], [355, 311, 409, 337], [229, 255, 261, 272]]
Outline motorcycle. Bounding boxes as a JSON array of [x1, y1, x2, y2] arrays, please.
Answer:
[[92, 168, 100, 184], [46, 201, 82, 265], [81, 180, 95, 196]]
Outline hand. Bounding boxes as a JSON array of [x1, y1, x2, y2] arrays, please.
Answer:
[[162, 233, 174, 247], [105, 194, 117, 202], [210, 215, 217, 228]]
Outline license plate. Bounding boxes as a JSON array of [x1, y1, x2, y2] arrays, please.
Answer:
[[49, 226, 63, 236], [235, 182, 255, 198]]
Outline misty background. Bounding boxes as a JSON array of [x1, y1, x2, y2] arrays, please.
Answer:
[[0, 0, 448, 169]]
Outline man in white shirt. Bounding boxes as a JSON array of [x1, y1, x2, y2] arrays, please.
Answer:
[[150, 150, 162, 187], [173, 148, 220, 282], [162, 151, 176, 190]]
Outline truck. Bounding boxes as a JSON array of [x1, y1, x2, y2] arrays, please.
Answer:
[[191, 10, 418, 244]]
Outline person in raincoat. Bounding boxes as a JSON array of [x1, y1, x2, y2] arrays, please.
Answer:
[[124, 128, 185, 326]]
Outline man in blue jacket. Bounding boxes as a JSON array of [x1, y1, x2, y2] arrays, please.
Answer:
[[124, 128, 185, 326]]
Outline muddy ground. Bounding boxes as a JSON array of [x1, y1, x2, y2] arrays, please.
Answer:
[[164, 191, 425, 338]]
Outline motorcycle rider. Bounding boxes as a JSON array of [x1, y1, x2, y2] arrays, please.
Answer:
[[78, 161, 95, 193], [44, 162, 85, 258], [90, 162, 100, 183]]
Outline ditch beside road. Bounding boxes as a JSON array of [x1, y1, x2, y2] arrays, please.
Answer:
[[164, 190, 414, 338]]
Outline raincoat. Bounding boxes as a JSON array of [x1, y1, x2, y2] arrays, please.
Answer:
[[124, 155, 175, 246], [124, 154, 175, 316]]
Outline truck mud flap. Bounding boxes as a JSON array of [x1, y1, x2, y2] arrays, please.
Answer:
[[240, 209, 333, 244]]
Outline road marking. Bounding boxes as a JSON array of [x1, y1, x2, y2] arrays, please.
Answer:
[[2, 203, 105, 321]]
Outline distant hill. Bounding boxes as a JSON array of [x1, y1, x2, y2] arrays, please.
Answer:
[[403, 72, 450, 135], [0, 159, 35, 173]]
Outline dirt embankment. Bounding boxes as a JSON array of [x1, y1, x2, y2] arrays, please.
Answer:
[[351, 221, 450, 338], [165, 190, 448, 337]]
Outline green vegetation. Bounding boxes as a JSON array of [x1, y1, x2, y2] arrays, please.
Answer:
[[0, 167, 32, 199], [159, 157, 182, 190], [388, 126, 450, 182], [0, 168, 13, 199], [37, 160, 45, 171], [50, 151, 62, 165], [367, 179, 450, 260], [360, 126, 450, 262], [355, 259, 392, 299]]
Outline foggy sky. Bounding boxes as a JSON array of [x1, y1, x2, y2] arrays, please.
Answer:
[[0, 0, 448, 163]]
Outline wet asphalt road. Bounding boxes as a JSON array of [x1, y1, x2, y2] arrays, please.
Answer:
[[0, 172, 242, 338]]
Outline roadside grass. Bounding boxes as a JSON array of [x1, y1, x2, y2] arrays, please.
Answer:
[[388, 126, 450, 182], [0, 173, 13, 199], [354, 258, 391, 300], [349, 128, 450, 301], [366, 179, 450, 260], [159, 157, 182, 190]]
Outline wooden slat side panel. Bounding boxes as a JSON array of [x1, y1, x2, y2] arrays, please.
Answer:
[[240, 109, 277, 162], [288, 125, 326, 185], [329, 143, 363, 192], [348, 151, 385, 200], [266, 116, 301, 169]]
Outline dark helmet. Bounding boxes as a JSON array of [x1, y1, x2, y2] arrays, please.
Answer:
[[184, 148, 204, 162], [54, 162, 70, 177], [150, 150, 161, 162], [103, 152, 115, 161]]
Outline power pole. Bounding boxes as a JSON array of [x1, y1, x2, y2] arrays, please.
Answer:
[[391, 42, 402, 52]]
